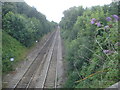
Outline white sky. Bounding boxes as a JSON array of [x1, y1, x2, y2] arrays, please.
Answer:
[[24, 0, 112, 23]]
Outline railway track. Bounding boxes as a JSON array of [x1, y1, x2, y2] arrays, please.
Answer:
[[13, 31, 56, 89], [42, 29, 59, 88], [12, 29, 61, 89], [35, 30, 59, 88]]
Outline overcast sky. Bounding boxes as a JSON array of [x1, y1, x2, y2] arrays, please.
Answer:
[[24, 0, 112, 23]]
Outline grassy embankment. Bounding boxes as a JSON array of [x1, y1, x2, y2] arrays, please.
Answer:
[[2, 31, 28, 74]]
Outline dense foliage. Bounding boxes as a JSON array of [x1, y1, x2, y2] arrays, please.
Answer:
[[2, 2, 57, 73], [2, 2, 57, 47], [60, 2, 119, 88]]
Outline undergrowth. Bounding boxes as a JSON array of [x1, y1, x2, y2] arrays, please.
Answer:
[[2, 31, 28, 73]]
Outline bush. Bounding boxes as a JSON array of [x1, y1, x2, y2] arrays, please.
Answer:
[[3, 12, 44, 47], [2, 31, 27, 73], [60, 2, 119, 88]]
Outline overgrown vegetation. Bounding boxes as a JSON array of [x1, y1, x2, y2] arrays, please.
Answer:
[[2, 2, 57, 47], [2, 31, 27, 73], [2, 2, 57, 73], [60, 2, 119, 88]]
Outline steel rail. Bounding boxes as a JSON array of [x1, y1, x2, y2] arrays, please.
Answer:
[[41, 30, 58, 88], [13, 31, 55, 89]]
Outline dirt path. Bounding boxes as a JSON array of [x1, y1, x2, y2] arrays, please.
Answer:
[[2, 28, 65, 88]]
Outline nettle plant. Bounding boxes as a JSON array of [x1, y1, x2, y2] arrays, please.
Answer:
[[91, 15, 119, 56]]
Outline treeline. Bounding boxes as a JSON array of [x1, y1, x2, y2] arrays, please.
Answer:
[[2, 2, 57, 73], [60, 2, 119, 88], [2, 2, 57, 47]]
